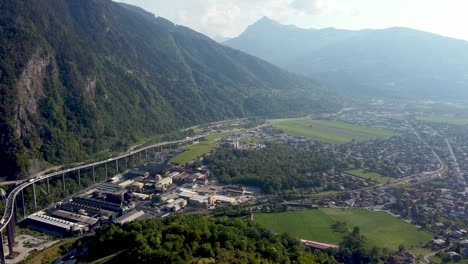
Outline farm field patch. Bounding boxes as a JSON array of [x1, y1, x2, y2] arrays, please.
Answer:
[[171, 132, 231, 164], [345, 169, 393, 184], [273, 119, 399, 144], [254, 208, 432, 251]]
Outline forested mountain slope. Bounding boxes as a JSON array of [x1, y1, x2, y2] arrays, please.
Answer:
[[0, 1, 337, 178]]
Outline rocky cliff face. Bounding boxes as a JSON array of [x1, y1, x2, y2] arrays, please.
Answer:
[[15, 49, 49, 138]]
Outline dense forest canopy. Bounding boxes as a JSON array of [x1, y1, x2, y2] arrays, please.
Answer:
[[204, 143, 346, 193], [84, 215, 338, 263]]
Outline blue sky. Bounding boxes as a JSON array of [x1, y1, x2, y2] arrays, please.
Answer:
[[115, 0, 468, 41]]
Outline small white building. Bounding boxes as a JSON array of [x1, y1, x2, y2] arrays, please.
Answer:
[[213, 195, 236, 205], [167, 171, 181, 178], [132, 192, 151, 200], [165, 198, 188, 212], [114, 210, 145, 225], [155, 177, 172, 192], [131, 181, 144, 190], [189, 195, 209, 208], [433, 239, 445, 247], [119, 180, 135, 188]]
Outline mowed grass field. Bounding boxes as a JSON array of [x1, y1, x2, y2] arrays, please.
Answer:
[[417, 116, 468, 125], [254, 208, 432, 251], [345, 169, 393, 184], [171, 132, 231, 164], [273, 119, 399, 144]]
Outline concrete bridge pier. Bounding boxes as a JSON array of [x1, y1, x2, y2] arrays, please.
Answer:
[[78, 170, 81, 186], [116, 159, 119, 173], [12, 202, 18, 226], [20, 190, 26, 219], [62, 173, 66, 191], [46, 177, 50, 193], [0, 231, 5, 264], [105, 163, 108, 179], [132, 154, 135, 167], [6, 221, 14, 259], [32, 183, 37, 210], [139, 152, 142, 163], [92, 166, 95, 183], [125, 157, 128, 170], [145, 150, 148, 161]]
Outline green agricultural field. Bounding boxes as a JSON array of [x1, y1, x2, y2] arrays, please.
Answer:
[[345, 169, 393, 184], [254, 208, 432, 251], [417, 116, 468, 125], [171, 132, 231, 164], [273, 119, 399, 144]]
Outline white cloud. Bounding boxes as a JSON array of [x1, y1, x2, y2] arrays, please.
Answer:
[[154, 0, 297, 37], [290, 0, 329, 15], [115, 0, 468, 41], [169, 0, 345, 37]]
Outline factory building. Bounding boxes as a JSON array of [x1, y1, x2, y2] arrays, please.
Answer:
[[126, 169, 150, 179], [24, 212, 87, 237], [105, 189, 126, 204], [114, 210, 145, 225], [73, 197, 123, 213], [57, 201, 101, 218], [96, 183, 123, 194], [223, 185, 246, 195], [50, 210, 100, 229], [178, 190, 198, 199], [189, 195, 210, 208]]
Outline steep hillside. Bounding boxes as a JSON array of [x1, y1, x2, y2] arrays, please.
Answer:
[[225, 17, 468, 99], [0, 1, 337, 179]]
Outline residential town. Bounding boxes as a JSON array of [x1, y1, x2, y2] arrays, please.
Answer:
[[8, 108, 468, 263]]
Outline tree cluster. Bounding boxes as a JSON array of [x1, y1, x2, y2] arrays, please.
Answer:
[[204, 143, 338, 193], [84, 215, 337, 264]]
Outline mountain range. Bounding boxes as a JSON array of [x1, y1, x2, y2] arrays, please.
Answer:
[[225, 17, 468, 99], [0, 0, 337, 178]]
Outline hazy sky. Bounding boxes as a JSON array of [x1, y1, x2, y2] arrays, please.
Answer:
[[115, 0, 468, 41]]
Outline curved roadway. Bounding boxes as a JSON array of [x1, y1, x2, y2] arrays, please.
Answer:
[[0, 136, 203, 232]]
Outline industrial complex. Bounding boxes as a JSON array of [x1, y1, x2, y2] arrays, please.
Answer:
[[20, 157, 255, 239]]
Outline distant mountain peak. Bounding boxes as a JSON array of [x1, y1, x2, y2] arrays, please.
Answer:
[[246, 16, 316, 34], [258, 16, 276, 23], [249, 16, 281, 29]]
